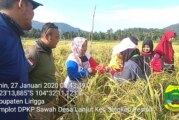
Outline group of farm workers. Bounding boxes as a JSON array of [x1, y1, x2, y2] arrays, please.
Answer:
[[0, 0, 176, 120]]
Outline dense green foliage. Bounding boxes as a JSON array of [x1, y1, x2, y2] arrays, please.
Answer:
[[24, 27, 179, 41], [25, 20, 179, 41]]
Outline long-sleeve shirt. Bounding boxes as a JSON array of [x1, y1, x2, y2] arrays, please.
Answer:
[[66, 60, 90, 81], [114, 60, 151, 81], [0, 13, 30, 120], [64, 53, 98, 92]]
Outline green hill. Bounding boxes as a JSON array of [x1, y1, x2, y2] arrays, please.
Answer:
[[163, 23, 179, 35], [32, 20, 86, 33]]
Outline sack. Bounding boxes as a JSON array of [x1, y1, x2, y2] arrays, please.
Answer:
[[150, 53, 163, 72]]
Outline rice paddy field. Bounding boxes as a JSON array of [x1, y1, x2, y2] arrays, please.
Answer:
[[23, 39, 179, 120]]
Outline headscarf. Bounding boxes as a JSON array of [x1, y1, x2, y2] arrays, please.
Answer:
[[71, 37, 87, 66], [142, 37, 153, 52], [121, 49, 140, 63], [114, 37, 145, 73], [112, 36, 138, 56], [141, 37, 154, 56], [154, 30, 176, 64], [121, 48, 146, 74], [140, 38, 154, 64]]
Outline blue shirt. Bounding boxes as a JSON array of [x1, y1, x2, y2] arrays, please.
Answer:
[[66, 60, 89, 81], [0, 13, 30, 120]]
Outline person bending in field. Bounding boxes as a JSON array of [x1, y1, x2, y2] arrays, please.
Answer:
[[150, 30, 176, 73], [112, 36, 151, 82], [63, 37, 106, 100]]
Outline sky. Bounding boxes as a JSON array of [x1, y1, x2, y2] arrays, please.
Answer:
[[33, 0, 179, 32]]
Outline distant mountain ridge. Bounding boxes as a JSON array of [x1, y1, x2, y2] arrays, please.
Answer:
[[32, 20, 179, 34], [32, 20, 86, 33], [163, 23, 179, 35]]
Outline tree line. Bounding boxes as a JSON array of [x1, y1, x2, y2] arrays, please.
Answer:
[[24, 28, 178, 41]]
